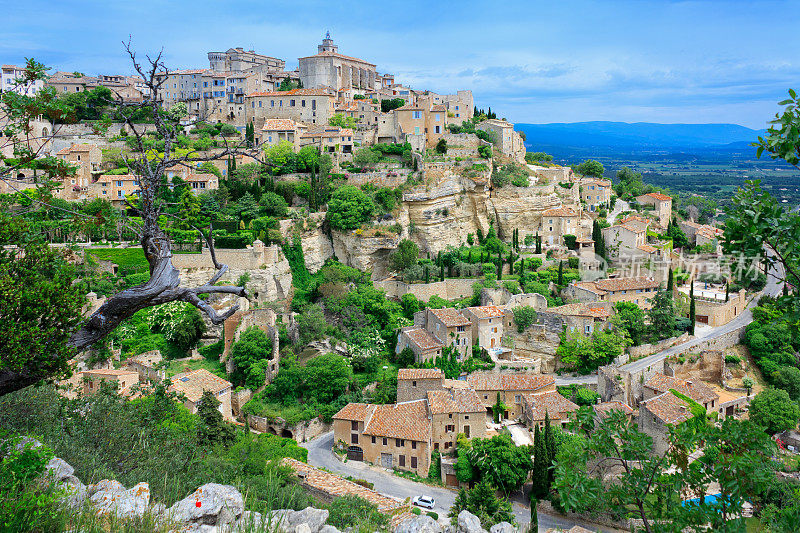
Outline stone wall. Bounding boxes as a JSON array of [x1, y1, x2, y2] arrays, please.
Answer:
[[230, 389, 252, 417], [665, 350, 724, 383], [171, 241, 280, 270], [247, 414, 331, 444], [693, 289, 748, 328], [598, 361, 667, 407], [345, 169, 410, 188], [375, 277, 479, 302], [625, 333, 692, 362], [688, 324, 747, 353]]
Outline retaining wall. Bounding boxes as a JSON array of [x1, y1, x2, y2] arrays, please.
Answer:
[[375, 277, 479, 302]]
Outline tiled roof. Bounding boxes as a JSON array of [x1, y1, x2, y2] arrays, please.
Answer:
[[465, 306, 506, 319], [644, 373, 719, 404], [333, 402, 370, 422], [594, 401, 634, 419], [298, 50, 376, 66], [57, 143, 97, 155], [401, 327, 443, 352], [261, 118, 302, 131], [522, 391, 579, 421], [363, 400, 430, 441], [430, 104, 446, 112], [548, 303, 610, 319], [642, 391, 693, 425], [170, 369, 231, 403], [581, 178, 612, 187], [81, 369, 138, 377], [618, 221, 648, 234], [467, 372, 555, 392], [572, 281, 607, 296], [397, 368, 444, 381], [282, 458, 404, 513], [642, 192, 672, 202], [427, 389, 484, 414], [593, 277, 659, 292], [429, 308, 470, 327], [542, 207, 577, 217], [637, 244, 658, 254]]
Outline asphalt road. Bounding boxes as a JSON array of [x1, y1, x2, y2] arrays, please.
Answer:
[[302, 431, 622, 532]]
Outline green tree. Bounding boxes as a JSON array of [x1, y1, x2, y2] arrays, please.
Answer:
[[352, 147, 381, 168], [612, 301, 647, 346], [449, 479, 515, 529], [326, 185, 375, 230], [773, 367, 800, 401], [229, 326, 274, 389], [544, 412, 556, 485], [435, 138, 447, 154], [391, 239, 420, 272], [463, 434, 533, 495], [531, 425, 548, 498], [576, 159, 604, 178], [0, 216, 85, 394], [749, 388, 800, 434], [329, 114, 358, 129], [557, 260, 564, 285], [512, 306, 537, 333], [689, 282, 696, 335], [258, 191, 289, 218], [646, 290, 677, 342], [196, 390, 236, 447], [755, 89, 800, 166]]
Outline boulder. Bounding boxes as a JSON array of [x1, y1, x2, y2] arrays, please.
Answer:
[[269, 507, 329, 533], [169, 483, 244, 526], [319, 526, 342, 533], [456, 511, 486, 533], [488, 523, 516, 533], [89, 480, 150, 519], [394, 515, 443, 533], [45, 457, 74, 481], [295, 525, 312, 533]]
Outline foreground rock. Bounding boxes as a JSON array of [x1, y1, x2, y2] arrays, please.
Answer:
[[168, 483, 245, 529]]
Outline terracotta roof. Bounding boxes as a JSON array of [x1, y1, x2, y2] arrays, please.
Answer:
[[300, 127, 354, 139], [247, 88, 335, 97], [298, 50, 376, 66], [430, 104, 446, 112], [637, 244, 658, 254], [429, 308, 470, 327], [467, 372, 555, 392], [542, 207, 577, 217], [397, 368, 444, 381], [170, 369, 231, 403], [593, 277, 659, 292], [465, 306, 506, 319], [186, 173, 217, 183], [572, 281, 608, 296], [282, 458, 404, 513], [57, 143, 97, 155], [427, 389, 485, 415], [642, 391, 693, 425], [81, 369, 139, 377], [261, 118, 302, 131], [594, 401, 634, 419], [644, 373, 719, 404], [401, 327, 444, 352], [522, 391, 579, 421], [581, 178, 612, 187], [333, 402, 370, 422], [617, 221, 648, 234], [395, 102, 424, 111], [680, 220, 702, 229], [444, 378, 471, 389], [363, 400, 430, 441], [642, 192, 672, 202], [548, 303, 610, 319]]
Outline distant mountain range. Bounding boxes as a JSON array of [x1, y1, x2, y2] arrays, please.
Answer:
[[515, 121, 765, 154]]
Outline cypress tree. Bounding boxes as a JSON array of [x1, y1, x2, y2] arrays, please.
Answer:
[[530, 497, 539, 531], [557, 260, 564, 286], [440, 262, 445, 282], [725, 281, 729, 302], [689, 281, 696, 335], [667, 268, 674, 292], [532, 425, 547, 498], [544, 412, 556, 487], [535, 233, 542, 254], [424, 265, 430, 284]]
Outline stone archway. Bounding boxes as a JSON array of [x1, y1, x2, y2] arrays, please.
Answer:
[[280, 428, 294, 439], [267, 427, 278, 436]]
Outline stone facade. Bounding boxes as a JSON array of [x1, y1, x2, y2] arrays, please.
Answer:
[[476, 119, 526, 163], [299, 34, 376, 91]]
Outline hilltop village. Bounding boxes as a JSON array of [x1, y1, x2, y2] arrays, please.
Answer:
[[1, 35, 797, 533]]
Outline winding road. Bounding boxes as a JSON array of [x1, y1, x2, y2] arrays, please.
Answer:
[[302, 432, 622, 532]]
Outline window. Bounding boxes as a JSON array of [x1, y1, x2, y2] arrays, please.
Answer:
[[413, 111, 421, 119], [351, 421, 358, 430], [383, 438, 387, 446], [435, 114, 441, 121], [290, 99, 295, 107], [457, 326, 465, 332], [464, 415, 469, 420], [412, 381, 417, 387], [396, 439, 404, 447], [435, 125, 440, 133], [351, 433, 358, 444], [117, 180, 123, 187], [515, 394, 521, 404], [455, 105, 459, 110], [446, 424, 455, 433], [399, 455, 405, 467], [302, 100, 306, 107], [76, 155, 81, 161], [585, 325, 591, 334], [411, 441, 417, 450], [371, 436, 376, 444], [259, 101, 262, 107], [410, 456, 418, 468]]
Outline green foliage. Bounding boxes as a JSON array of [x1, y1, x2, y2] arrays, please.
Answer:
[[749, 388, 800, 435], [646, 290, 677, 342], [391, 239, 419, 272], [525, 152, 553, 163], [435, 138, 447, 154], [513, 306, 537, 333], [196, 390, 236, 447], [230, 327, 274, 389], [448, 479, 515, 529], [267, 354, 354, 407], [743, 296, 799, 381], [259, 191, 289, 218], [576, 159, 605, 178], [352, 147, 381, 169], [755, 89, 800, 167], [478, 145, 492, 159], [380, 98, 406, 113], [327, 495, 389, 533], [296, 304, 329, 346], [326, 186, 375, 230], [557, 328, 628, 374], [612, 301, 647, 346]]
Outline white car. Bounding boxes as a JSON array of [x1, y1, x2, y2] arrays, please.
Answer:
[[412, 495, 435, 509]]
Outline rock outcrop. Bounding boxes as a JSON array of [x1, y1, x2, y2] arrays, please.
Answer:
[[331, 230, 401, 278]]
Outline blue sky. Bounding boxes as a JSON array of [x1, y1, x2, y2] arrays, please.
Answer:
[[2, 0, 798, 128]]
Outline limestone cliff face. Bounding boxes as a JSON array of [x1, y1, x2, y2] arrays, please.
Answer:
[[402, 176, 491, 254], [506, 326, 560, 373], [330, 230, 401, 279], [488, 187, 563, 240]]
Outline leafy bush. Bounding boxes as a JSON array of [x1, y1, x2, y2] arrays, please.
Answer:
[[513, 306, 537, 332], [230, 326, 274, 389], [327, 495, 388, 532], [326, 186, 375, 231]]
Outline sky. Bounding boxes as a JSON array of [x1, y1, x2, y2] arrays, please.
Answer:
[[2, 0, 799, 128]]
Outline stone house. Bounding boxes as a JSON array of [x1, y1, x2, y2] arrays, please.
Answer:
[[602, 219, 649, 259], [123, 350, 164, 382], [578, 178, 612, 211], [565, 276, 661, 309], [466, 372, 556, 420], [636, 192, 673, 228], [427, 387, 486, 451], [333, 400, 432, 477], [545, 302, 611, 336], [56, 143, 102, 201], [540, 207, 579, 247], [207, 47, 285, 73], [593, 400, 634, 421], [393, 102, 447, 148], [679, 220, 723, 248], [521, 390, 579, 428], [246, 87, 337, 127], [170, 369, 233, 420], [461, 306, 506, 351], [396, 368, 447, 402], [643, 373, 719, 413], [298, 126, 355, 159], [639, 391, 694, 454], [396, 327, 444, 363], [257, 118, 307, 150], [79, 369, 140, 396], [476, 119, 526, 162], [399, 308, 473, 362], [89, 174, 140, 206], [299, 33, 377, 92]]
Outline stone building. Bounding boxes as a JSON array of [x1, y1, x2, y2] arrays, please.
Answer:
[[88, 174, 140, 206], [521, 390, 579, 428], [299, 33, 376, 92], [46, 72, 144, 102], [246, 87, 337, 127], [79, 369, 140, 397], [466, 372, 556, 420], [643, 373, 719, 413], [461, 306, 506, 351], [392, 102, 448, 148], [578, 178, 612, 211], [2, 64, 44, 95], [639, 391, 694, 454], [544, 302, 611, 336], [207, 47, 285, 73], [123, 350, 164, 382], [170, 369, 233, 420], [396, 327, 444, 364], [427, 387, 486, 451], [540, 207, 579, 247], [476, 119, 526, 162], [602, 218, 649, 259], [257, 119, 307, 150], [565, 276, 661, 309], [636, 192, 673, 228], [56, 143, 102, 201], [396, 368, 448, 402], [298, 126, 355, 159]]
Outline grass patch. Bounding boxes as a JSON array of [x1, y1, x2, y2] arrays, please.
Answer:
[[86, 248, 149, 276], [165, 357, 227, 379]]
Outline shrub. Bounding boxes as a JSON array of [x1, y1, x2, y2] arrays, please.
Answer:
[[327, 495, 389, 532], [326, 186, 375, 231], [478, 145, 492, 159], [513, 306, 537, 332], [259, 191, 289, 218], [427, 511, 439, 520]]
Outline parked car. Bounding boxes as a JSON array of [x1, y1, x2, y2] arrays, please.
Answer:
[[412, 495, 435, 509]]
